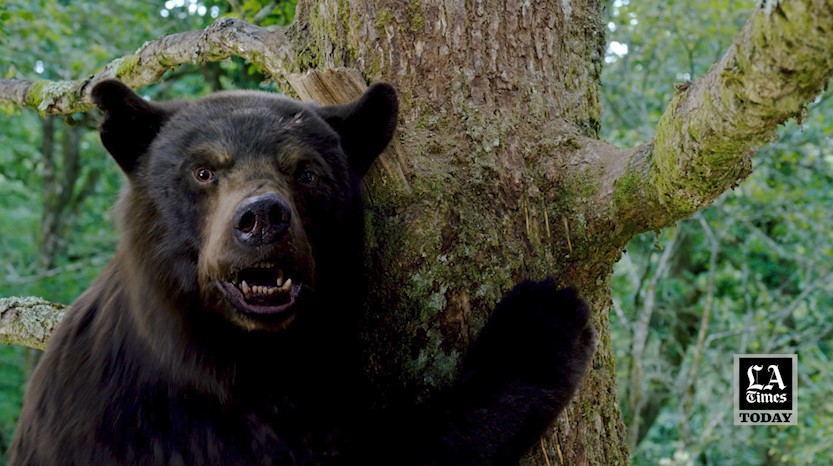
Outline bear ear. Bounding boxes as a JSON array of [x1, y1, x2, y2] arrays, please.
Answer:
[[315, 82, 399, 176], [91, 80, 179, 175]]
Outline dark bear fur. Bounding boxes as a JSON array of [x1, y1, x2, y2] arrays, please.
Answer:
[[8, 80, 596, 466]]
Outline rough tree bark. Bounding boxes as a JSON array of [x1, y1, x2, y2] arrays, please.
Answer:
[[2, 1, 833, 464]]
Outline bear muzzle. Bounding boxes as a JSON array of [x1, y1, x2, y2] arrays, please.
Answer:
[[205, 192, 315, 324]]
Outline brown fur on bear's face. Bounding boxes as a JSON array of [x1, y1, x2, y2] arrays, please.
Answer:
[[146, 95, 347, 331], [92, 81, 398, 332]]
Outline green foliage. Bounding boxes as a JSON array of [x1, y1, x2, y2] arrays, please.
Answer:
[[0, 111, 117, 303], [0, 347, 25, 461], [227, 0, 296, 26], [605, 1, 833, 464]]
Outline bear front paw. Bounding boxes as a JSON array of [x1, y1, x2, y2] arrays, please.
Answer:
[[508, 279, 595, 346], [464, 278, 597, 386]]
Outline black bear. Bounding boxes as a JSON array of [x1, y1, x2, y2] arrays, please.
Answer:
[[8, 79, 596, 466]]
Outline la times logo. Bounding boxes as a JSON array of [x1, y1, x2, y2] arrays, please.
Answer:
[[744, 362, 787, 405], [734, 354, 797, 425]]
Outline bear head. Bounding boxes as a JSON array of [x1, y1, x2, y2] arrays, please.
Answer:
[[91, 80, 398, 333]]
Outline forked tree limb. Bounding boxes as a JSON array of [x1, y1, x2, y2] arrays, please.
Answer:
[[610, 0, 833, 235], [0, 17, 296, 115]]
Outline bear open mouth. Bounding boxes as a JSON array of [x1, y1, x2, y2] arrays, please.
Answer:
[[219, 261, 302, 316]]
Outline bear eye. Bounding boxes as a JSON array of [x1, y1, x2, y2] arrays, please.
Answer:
[[297, 170, 319, 187], [193, 167, 215, 183]]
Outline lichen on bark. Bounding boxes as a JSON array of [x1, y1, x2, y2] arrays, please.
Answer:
[[0, 297, 66, 350]]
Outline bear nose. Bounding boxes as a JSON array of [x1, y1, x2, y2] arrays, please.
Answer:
[[233, 193, 292, 246]]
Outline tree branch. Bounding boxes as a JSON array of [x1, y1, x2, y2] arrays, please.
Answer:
[[613, 0, 833, 233], [0, 17, 296, 115], [0, 297, 66, 350]]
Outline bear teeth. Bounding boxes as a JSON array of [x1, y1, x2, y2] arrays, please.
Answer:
[[238, 277, 294, 300]]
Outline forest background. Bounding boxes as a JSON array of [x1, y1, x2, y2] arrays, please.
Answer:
[[0, 0, 831, 464]]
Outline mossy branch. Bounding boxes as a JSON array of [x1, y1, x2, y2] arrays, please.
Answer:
[[612, 0, 833, 233], [0, 297, 66, 350], [0, 17, 296, 115]]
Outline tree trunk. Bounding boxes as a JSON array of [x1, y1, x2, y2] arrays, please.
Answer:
[[287, 1, 628, 464]]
